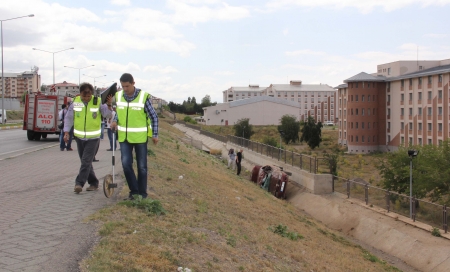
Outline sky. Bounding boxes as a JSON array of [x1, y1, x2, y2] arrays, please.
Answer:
[[1, 0, 450, 104]]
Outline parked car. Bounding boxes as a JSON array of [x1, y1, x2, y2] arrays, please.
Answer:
[[324, 121, 334, 126]]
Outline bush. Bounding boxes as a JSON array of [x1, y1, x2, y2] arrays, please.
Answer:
[[183, 116, 192, 122], [262, 136, 278, 147], [431, 227, 442, 237]]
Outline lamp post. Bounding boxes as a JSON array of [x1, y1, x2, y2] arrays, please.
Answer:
[[408, 149, 419, 219], [83, 74, 106, 90], [1, 14, 34, 124], [279, 130, 284, 160], [32, 47, 74, 85], [64, 65, 94, 86]]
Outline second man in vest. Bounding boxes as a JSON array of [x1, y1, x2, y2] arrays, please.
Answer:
[[111, 73, 159, 200]]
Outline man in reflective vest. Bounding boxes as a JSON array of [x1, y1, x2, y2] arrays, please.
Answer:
[[111, 73, 159, 200], [64, 82, 113, 193]]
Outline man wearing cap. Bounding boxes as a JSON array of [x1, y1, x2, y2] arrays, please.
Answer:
[[111, 73, 158, 200]]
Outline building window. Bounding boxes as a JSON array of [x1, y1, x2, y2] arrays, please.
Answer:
[[418, 108, 422, 115], [362, 136, 365, 142], [409, 122, 413, 129], [418, 92, 422, 100], [388, 122, 391, 129], [362, 122, 365, 129], [356, 122, 359, 129], [409, 78, 413, 86], [428, 107, 432, 115], [362, 95, 365, 102], [401, 93, 404, 101], [428, 139, 432, 145], [409, 137, 413, 145], [409, 93, 412, 101], [401, 79, 404, 87], [388, 68, 391, 75], [428, 123, 432, 131], [439, 74, 443, 83], [409, 108, 412, 116], [362, 108, 365, 116], [418, 77, 422, 86], [368, 108, 371, 116], [401, 137, 404, 144], [428, 76, 432, 84], [418, 123, 422, 130], [355, 95, 358, 102], [439, 123, 443, 131], [418, 138, 422, 145], [401, 122, 404, 129], [388, 135, 391, 143], [351, 122, 353, 129], [438, 90, 442, 99], [355, 109, 359, 115], [428, 91, 432, 100], [368, 95, 371, 102], [387, 95, 390, 103], [439, 107, 442, 115], [298, 98, 301, 102], [356, 136, 358, 142], [401, 108, 404, 116]]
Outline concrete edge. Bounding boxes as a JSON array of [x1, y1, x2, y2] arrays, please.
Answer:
[[0, 125, 22, 130], [0, 143, 59, 161]]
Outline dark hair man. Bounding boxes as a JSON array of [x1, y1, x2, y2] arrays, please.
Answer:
[[111, 73, 159, 200], [64, 82, 113, 193], [236, 149, 243, 175]]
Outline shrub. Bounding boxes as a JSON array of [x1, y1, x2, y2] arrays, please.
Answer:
[[120, 195, 166, 216], [262, 136, 278, 147]]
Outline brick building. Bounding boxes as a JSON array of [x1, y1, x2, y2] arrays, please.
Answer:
[[337, 59, 450, 154]]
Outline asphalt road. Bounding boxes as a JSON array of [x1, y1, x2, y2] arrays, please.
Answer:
[[0, 129, 59, 160]]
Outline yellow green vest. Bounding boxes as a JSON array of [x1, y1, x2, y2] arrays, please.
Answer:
[[115, 89, 152, 143], [72, 96, 102, 138]]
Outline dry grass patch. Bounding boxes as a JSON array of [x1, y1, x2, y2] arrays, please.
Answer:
[[83, 121, 400, 272]]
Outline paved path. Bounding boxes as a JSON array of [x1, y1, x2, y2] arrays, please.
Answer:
[[0, 138, 123, 272]]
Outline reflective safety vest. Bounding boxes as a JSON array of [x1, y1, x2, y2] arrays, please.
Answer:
[[115, 89, 151, 143], [72, 96, 102, 139]]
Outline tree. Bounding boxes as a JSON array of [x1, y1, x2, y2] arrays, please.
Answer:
[[187, 97, 191, 104], [21, 93, 27, 104], [40, 84, 46, 92], [233, 118, 254, 139], [300, 116, 323, 149], [377, 142, 450, 203], [201, 95, 211, 107], [278, 114, 300, 144]]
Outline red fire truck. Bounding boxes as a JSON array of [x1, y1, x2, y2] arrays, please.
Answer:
[[23, 91, 73, 141]]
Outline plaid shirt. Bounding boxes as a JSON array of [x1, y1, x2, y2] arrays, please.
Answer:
[[113, 88, 158, 138]]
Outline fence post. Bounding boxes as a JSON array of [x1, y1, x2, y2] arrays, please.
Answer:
[[412, 197, 416, 222], [315, 158, 318, 174], [346, 179, 350, 198], [386, 191, 390, 212], [365, 185, 368, 205], [309, 157, 312, 173], [443, 205, 448, 233], [332, 176, 335, 192], [284, 148, 286, 163], [291, 151, 294, 166], [299, 154, 302, 170]]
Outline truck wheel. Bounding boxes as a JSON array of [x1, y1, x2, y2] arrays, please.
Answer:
[[33, 132, 41, 141], [41, 133, 47, 139], [27, 130, 35, 141]]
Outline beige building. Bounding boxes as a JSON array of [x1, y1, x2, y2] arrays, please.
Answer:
[[203, 96, 302, 126], [337, 58, 450, 154], [222, 80, 336, 123], [0, 68, 41, 98]]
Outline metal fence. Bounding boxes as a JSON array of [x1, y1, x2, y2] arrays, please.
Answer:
[[228, 135, 327, 174], [200, 130, 227, 143], [332, 176, 448, 233]]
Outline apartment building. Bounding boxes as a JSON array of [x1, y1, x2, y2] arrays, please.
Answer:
[[222, 80, 336, 123], [0, 68, 41, 98], [337, 59, 450, 154]]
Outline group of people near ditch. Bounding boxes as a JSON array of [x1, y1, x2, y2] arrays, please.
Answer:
[[61, 73, 159, 199], [228, 148, 243, 175]]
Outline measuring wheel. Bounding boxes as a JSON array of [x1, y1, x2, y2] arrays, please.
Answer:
[[103, 130, 117, 198]]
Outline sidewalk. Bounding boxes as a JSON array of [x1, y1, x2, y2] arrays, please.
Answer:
[[0, 138, 124, 272]]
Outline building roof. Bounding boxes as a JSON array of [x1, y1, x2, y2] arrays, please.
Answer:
[[335, 83, 348, 89], [344, 72, 386, 83], [1, 73, 20, 78], [387, 63, 450, 81], [269, 83, 335, 92], [224, 86, 267, 92], [229, 95, 301, 108], [54, 81, 78, 87]]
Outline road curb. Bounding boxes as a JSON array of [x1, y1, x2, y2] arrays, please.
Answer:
[[0, 125, 21, 130]]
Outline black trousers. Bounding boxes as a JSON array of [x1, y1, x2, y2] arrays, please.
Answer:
[[75, 138, 100, 187], [236, 161, 241, 175]]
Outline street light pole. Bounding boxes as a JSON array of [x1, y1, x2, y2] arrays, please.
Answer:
[[83, 74, 106, 90], [64, 65, 94, 86], [1, 14, 34, 124], [32, 47, 74, 84], [408, 150, 419, 219]]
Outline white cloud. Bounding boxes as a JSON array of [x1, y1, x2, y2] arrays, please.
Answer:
[[214, 71, 235, 76], [283, 29, 289, 36], [143, 65, 179, 74], [111, 0, 131, 6], [265, 0, 450, 13], [285, 49, 326, 56]]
